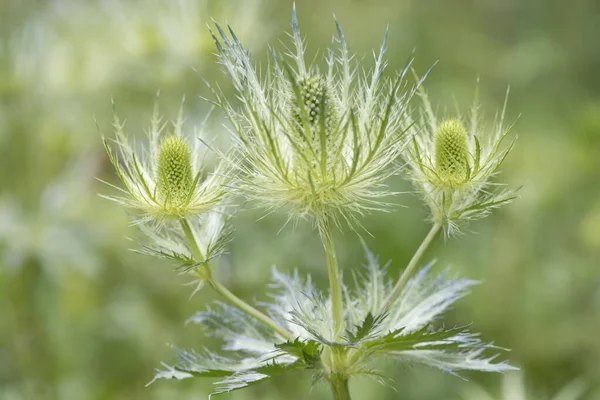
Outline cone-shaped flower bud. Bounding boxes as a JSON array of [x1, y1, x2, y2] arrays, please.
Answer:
[[435, 119, 469, 185], [293, 74, 336, 133], [156, 136, 194, 204]]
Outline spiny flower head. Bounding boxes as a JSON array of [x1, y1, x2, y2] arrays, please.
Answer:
[[292, 74, 337, 132], [435, 119, 470, 185], [102, 99, 228, 222], [209, 8, 426, 228], [404, 81, 518, 236], [156, 136, 194, 204]]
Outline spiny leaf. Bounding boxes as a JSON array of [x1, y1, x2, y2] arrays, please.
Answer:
[[346, 312, 388, 342], [365, 325, 469, 353], [276, 339, 322, 368]]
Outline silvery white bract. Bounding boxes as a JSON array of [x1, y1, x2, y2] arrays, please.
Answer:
[[135, 208, 233, 292], [151, 249, 515, 397]]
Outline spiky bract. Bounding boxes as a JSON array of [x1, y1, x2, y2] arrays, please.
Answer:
[[102, 101, 228, 222], [404, 83, 518, 236], [209, 9, 426, 227], [151, 249, 515, 396]]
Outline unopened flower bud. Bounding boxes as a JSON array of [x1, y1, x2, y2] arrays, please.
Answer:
[[156, 136, 193, 203], [435, 119, 469, 185], [294, 75, 336, 133]]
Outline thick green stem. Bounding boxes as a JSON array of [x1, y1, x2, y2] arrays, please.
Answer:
[[319, 216, 344, 338], [179, 218, 293, 340], [329, 375, 351, 400], [382, 223, 441, 311]]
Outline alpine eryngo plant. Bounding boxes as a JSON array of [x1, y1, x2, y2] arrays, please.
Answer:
[[102, 7, 519, 400]]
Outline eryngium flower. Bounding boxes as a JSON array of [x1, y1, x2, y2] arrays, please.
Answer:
[[151, 250, 515, 396], [208, 9, 425, 226], [404, 83, 518, 236], [102, 101, 227, 221]]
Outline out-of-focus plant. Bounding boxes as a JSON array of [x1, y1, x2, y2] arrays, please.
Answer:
[[0, 0, 272, 398], [102, 7, 520, 399], [460, 372, 587, 400]]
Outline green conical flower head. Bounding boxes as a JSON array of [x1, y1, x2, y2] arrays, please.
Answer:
[[435, 119, 469, 185], [156, 136, 194, 203], [293, 74, 336, 133]]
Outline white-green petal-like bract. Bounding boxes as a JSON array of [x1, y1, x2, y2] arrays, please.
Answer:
[[151, 248, 516, 397], [208, 8, 428, 227]]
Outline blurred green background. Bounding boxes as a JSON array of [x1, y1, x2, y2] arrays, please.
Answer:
[[1, 0, 599, 399]]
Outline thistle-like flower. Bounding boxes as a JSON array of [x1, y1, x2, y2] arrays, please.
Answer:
[[151, 250, 516, 396], [102, 100, 228, 222], [404, 82, 518, 236], [209, 9, 424, 227]]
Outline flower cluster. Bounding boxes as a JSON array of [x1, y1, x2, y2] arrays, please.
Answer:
[[101, 7, 520, 400]]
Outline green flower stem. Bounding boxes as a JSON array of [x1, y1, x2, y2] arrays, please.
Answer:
[[329, 375, 352, 400], [179, 218, 204, 263], [179, 218, 293, 340], [319, 216, 344, 338], [382, 222, 441, 311], [205, 279, 293, 340]]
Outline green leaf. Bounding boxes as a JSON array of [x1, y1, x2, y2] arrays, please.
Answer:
[[275, 339, 322, 369], [365, 325, 468, 354], [346, 312, 388, 343]]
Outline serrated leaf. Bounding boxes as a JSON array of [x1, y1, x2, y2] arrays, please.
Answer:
[[275, 339, 322, 368], [346, 312, 388, 343], [365, 325, 468, 353]]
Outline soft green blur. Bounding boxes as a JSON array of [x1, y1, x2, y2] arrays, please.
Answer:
[[1, 0, 599, 399]]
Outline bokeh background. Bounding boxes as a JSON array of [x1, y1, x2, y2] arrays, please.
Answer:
[[1, 0, 599, 399]]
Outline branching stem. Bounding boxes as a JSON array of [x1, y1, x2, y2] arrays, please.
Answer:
[[382, 222, 441, 311], [319, 215, 344, 338], [179, 218, 293, 340]]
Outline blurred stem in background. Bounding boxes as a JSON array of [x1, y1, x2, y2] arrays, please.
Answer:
[[179, 218, 292, 339], [6, 258, 58, 400], [382, 223, 441, 311]]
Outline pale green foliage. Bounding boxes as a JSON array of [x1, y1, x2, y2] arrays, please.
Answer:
[[208, 9, 428, 227], [404, 82, 518, 236], [102, 100, 229, 221], [9, 0, 268, 93], [151, 250, 515, 396], [135, 209, 233, 292]]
